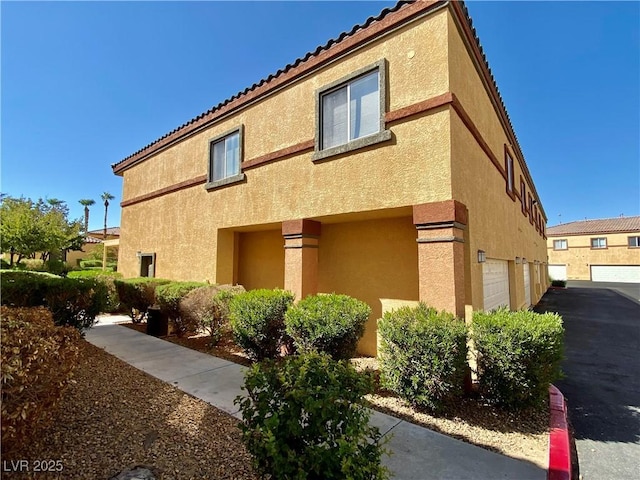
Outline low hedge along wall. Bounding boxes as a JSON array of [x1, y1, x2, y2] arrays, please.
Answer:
[[0, 271, 107, 333], [472, 308, 564, 409], [1, 307, 82, 454], [378, 304, 468, 411], [113, 278, 171, 323]]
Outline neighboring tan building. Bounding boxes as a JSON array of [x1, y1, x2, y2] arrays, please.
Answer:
[[112, 0, 549, 355], [65, 228, 121, 266], [547, 217, 640, 283]]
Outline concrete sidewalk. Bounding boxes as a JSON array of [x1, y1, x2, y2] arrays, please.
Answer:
[[86, 318, 545, 480]]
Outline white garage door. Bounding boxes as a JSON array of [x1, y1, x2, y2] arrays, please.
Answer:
[[483, 259, 510, 311], [548, 264, 567, 281], [590, 265, 640, 283], [523, 262, 531, 307]]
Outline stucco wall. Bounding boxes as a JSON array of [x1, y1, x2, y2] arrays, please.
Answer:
[[317, 216, 419, 356], [447, 12, 548, 310], [237, 229, 285, 290], [547, 232, 640, 280]]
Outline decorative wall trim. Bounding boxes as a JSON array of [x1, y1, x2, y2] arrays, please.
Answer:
[[417, 236, 465, 244], [120, 175, 207, 208], [243, 140, 314, 170]]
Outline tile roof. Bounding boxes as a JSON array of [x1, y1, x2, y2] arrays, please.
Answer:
[[84, 236, 103, 244], [110, 0, 540, 216], [87, 227, 121, 237], [547, 216, 640, 236]]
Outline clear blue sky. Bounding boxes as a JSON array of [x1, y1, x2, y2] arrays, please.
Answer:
[[2, 1, 638, 231]]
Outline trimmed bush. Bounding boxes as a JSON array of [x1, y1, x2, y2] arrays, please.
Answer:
[[285, 293, 370, 359], [235, 352, 389, 480], [80, 259, 103, 268], [1, 306, 82, 454], [0, 258, 10, 269], [229, 289, 295, 361], [472, 308, 564, 409], [114, 277, 171, 323], [0, 271, 106, 333], [155, 281, 209, 337], [378, 304, 468, 411], [16, 258, 45, 271], [551, 280, 566, 288], [68, 270, 123, 313], [179, 284, 246, 345]]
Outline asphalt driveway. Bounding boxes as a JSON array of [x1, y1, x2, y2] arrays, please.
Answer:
[[535, 283, 640, 479]]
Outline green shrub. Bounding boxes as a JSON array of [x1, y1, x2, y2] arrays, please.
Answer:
[[235, 352, 389, 480], [16, 258, 45, 271], [1, 271, 51, 307], [80, 259, 102, 268], [378, 304, 468, 411], [114, 277, 171, 323], [0, 258, 10, 269], [551, 280, 566, 287], [155, 281, 209, 337], [1, 306, 81, 454], [43, 277, 107, 333], [42, 259, 68, 276], [472, 308, 564, 409], [229, 289, 295, 361], [179, 284, 246, 345], [285, 293, 370, 360], [68, 270, 123, 313]]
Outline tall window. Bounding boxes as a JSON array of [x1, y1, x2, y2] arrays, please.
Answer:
[[505, 151, 515, 196], [209, 131, 240, 182], [321, 70, 380, 149], [629, 236, 640, 248], [553, 239, 568, 250], [520, 178, 526, 214], [591, 237, 607, 249]]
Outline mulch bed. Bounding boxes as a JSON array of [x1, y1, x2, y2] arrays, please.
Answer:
[[122, 323, 549, 467], [2, 341, 258, 480]]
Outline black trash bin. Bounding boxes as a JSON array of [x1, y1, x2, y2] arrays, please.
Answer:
[[146, 306, 168, 337]]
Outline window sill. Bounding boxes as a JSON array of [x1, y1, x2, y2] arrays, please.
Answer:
[[204, 173, 245, 191], [312, 129, 392, 162]]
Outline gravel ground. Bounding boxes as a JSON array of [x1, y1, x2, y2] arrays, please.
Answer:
[[2, 341, 258, 480], [134, 326, 549, 469]]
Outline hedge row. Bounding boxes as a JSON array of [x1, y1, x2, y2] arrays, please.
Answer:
[[0, 271, 107, 332], [1, 307, 82, 454], [113, 278, 171, 323], [378, 304, 564, 410]]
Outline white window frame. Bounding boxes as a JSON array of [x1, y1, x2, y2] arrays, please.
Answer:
[[313, 59, 391, 162], [205, 126, 245, 190], [590, 237, 607, 249], [628, 236, 640, 248], [553, 239, 568, 250]]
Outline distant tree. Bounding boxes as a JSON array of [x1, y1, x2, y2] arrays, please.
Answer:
[[0, 196, 83, 265], [100, 192, 115, 240], [78, 198, 95, 234]]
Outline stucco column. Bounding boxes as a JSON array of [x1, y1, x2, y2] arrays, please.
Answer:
[[413, 201, 468, 318], [282, 219, 321, 301]]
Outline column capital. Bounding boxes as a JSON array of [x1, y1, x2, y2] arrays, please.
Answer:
[[413, 200, 468, 227], [282, 219, 321, 238]]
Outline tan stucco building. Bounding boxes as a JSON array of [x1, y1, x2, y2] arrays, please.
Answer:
[[112, 0, 549, 355], [547, 217, 640, 283]]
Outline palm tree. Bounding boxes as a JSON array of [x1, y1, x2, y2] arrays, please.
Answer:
[[78, 199, 95, 234], [101, 192, 115, 240]]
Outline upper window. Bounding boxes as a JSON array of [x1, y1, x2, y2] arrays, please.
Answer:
[[206, 127, 244, 190], [553, 239, 568, 250], [505, 149, 515, 198], [591, 237, 607, 249], [520, 178, 526, 214], [313, 60, 390, 161], [322, 70, 379, 149], [628, 236, 640, 248]]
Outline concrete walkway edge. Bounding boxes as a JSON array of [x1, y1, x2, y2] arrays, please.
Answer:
[[86, 318, 546, 480]]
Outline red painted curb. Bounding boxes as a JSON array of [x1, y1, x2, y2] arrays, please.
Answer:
[[548, 385, 571, 480]]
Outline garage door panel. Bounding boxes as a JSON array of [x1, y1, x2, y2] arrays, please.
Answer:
[[590, 265, 640, 283], [483, 259, 510, 311], [549, 264, 567, 281], [523, 263, 531, 307]]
